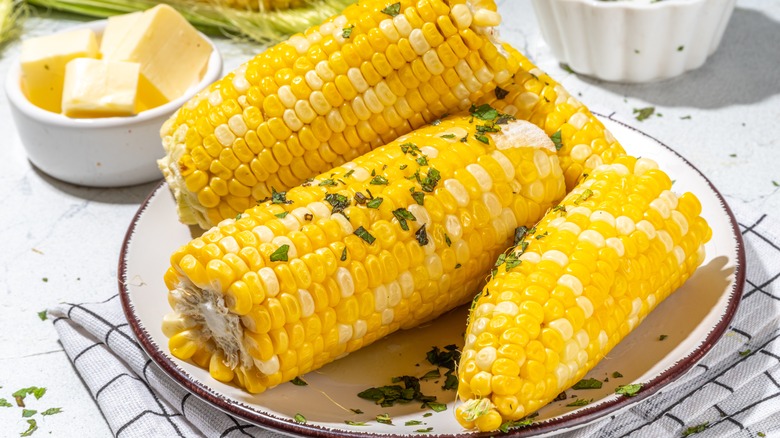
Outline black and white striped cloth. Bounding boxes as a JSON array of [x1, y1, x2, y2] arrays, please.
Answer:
[[50, 202, 780, 437]]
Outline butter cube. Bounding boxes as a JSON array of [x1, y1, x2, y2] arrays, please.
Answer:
[[104, 4, 212, 109], [61, 58, 140, 118], [20, 28, 99, 113], [100, 12, 143, 60]]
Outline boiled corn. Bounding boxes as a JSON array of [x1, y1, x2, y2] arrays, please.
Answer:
[[455, 156, 711, 431], [159, 0, 522, 229], [162, 112, 566, 393], [476, 45, 627, 191]]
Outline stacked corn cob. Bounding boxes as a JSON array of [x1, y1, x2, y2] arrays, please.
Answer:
[[454, 157, 711, 431], [158, 0, 521, 229], [162, 114, 566, 392]]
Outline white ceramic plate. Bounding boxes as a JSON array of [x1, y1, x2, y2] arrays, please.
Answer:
[[119, 116, 744, 437]]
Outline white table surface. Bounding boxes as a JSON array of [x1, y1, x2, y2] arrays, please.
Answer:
[[1, 1, 778, 436]]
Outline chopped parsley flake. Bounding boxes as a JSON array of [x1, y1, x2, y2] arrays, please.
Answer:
[[440, 133, 456, 139], [40, 408, 62, 416], [318, 178, 337, 187], [400, 142, 421, 156], [773, 181, 779, 187], [13, 387, 46, 405], [415, 224, 429, 246], [474, 134, 490, 144], [739, 349, 752, 356], [341, 247, 347, 261], [405, 420, 423, 426], [615, 383, 643, 397], [22, 409, 36, 418], [425, 401, 446, 412], [499, 418, 533, 433], [325, 193, 350, 214], [659, 334, 668, 341], [682, 422, 709, 437], [370, 175, 389, 185], [400, 164, 408, 170], [420, 369, 440, 380], [469, 103, 499, 121], [350, 408, 364, 414], [0, 399, 11, 407], [460, 134, 468, 142], [566, 398, 592, 407], [376, 413, 393, 424], [681, 115, 692, 120], [367, 197, 383, 209], [274, 212, 289, 218], [290, 376, 308, 386], [271, 188, 292, 204], [342, 25, 354, 38], [633, 106, 656, 121], [354, 192, 368, 205], [20, 419, 37, 437], [344, 169, 355, 178], [495, 86, 509, 99], [677, 45, 685, 51], [411, 191, 425, 206], [572, 378, 603, 390], [420, 168, 441, 192], [573, 189, 593, 205], [393, 208, 417, 231], [444, 234, 451, 246], [381, 2, 401, 16], [612, 371, 623, 378], [37, 311, 47, 321], [354, 226, 376, 244], [294, 413, 306, 423], [345, 420, 369, 426], [551, 130, 563, 151], [416, 155, 429, 166], [270, 244, 290, 262]]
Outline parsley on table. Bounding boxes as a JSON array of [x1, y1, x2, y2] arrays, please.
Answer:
[[0, 398, 11, 407], [345, 420, 369, 426], [739, 349, 752, 356], [37, 311, 47, 321], [22, 409, 36, 418], [612, 371, 623, 378], [499, 418, 533, 433], [405, 420, 423, 426], [633, 106, 656, 121], [415, 427, 433, 433], [682, 422, 709, 437], [294, 413, 306, 423], [659, 334, 668, 341], [20, 419, 37, 437], [40, 407, 62, 416]]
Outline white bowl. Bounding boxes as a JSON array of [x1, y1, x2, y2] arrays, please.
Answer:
[[531, 0, 736, 83], [6, 19, 223, 187]]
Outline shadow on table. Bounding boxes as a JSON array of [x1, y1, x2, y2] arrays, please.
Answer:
[[578, 7, 780, 109], [32, 164, 162, 205]]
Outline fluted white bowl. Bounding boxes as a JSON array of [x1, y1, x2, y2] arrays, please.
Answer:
[[531, 0, 736, 83], [6, 19, 223, 187]]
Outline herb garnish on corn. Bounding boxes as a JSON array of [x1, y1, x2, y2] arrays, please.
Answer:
[[161, 113, 565, 393], [158, 0, 522, 229]]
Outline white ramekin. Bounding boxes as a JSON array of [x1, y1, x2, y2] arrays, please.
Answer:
[[531, 0, 736, 83], [6, 19, 223, 187]]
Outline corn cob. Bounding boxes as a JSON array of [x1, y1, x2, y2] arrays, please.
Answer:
[[454, 156, 711, 431], [161, 113, 566, 393], [476, 45, 627, 191], [158, 0, 521, 229]]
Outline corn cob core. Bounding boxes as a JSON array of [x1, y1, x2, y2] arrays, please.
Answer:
[[454, 156, 711, 431], [476, 45, 627, 191], [159, 0, 520, 229], [161, 115, 566, 393]]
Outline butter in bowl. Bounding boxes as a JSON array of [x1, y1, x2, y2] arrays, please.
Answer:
[[6, 5, 223, 187], [531, 0, 737, 83]]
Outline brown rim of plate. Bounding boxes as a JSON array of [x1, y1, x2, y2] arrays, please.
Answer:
[[118, 114, 746, 437]]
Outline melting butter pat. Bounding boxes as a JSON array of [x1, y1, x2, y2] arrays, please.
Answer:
[[20, 28, 99, 113], [104, 4, 212, 110], [61, 58, 140, 118]]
